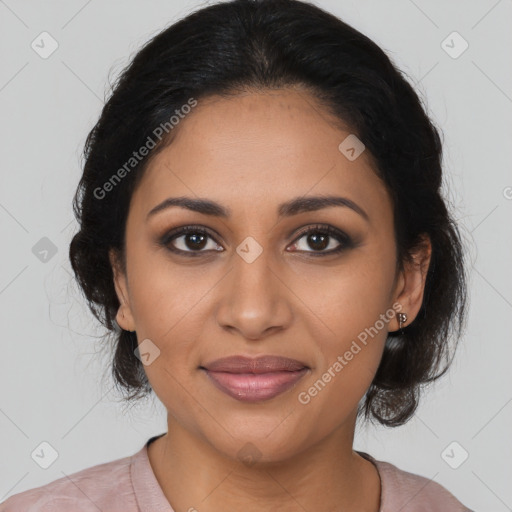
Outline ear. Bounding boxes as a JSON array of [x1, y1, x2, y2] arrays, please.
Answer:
[[109, 248, 136, 332], [391, 234, 432, 331]]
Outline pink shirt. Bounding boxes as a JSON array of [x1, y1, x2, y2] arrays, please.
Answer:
[[0, 434, 474, 511]]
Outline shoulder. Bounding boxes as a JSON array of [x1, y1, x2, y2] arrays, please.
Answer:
[[0, 452, 136, 512], [358, 452, 474, 512]]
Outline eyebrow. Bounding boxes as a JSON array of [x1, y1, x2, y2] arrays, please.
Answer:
[[146, 195, 369, 222]]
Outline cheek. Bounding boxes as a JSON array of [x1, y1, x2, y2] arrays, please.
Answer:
[[124, 265, 212, 401], [289, 249, 394, 408], [295, 324, 386, 433], [126, 248, 218, 341], [289, 252, 395, 343]]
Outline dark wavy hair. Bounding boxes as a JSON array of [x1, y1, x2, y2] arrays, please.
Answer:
[[69, 0, 468, 427]]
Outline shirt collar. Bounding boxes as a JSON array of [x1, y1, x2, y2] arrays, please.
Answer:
[[130, 434, 173, 512]]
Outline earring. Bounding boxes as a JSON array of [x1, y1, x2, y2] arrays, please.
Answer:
[[397, 312, 408, 333]]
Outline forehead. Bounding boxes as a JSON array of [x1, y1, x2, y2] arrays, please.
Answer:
[[131, 89, 391, 223]]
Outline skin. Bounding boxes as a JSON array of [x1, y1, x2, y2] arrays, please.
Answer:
[[110, 88, 432, 512]]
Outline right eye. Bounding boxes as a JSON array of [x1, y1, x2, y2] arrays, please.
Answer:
[[160, 225, 224, 256]]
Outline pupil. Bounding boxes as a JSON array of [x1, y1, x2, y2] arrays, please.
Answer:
[[182, 232, 331, 251], [309, 233, 328, 250], [186, 233, 207, 250]]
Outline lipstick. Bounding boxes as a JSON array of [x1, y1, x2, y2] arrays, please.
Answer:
[[200, 355, 310, 402]]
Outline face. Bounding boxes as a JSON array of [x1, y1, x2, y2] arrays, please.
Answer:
[[110, 88, 430, 462]]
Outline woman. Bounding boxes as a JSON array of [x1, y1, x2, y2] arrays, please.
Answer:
[[0, 0, 473, 510]]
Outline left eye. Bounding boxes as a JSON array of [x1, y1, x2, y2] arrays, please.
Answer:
[[288, 226, 348, 254]]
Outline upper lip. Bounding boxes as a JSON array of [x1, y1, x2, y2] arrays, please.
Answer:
[[201, 355, 309, 373]]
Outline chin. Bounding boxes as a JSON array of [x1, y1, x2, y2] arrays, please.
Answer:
[[201, 416, 310, 465]]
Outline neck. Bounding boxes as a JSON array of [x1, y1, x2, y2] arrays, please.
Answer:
[[147, 413, 381, 512]]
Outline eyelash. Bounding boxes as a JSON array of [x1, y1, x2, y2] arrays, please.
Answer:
[[159, 224, 353, 258]]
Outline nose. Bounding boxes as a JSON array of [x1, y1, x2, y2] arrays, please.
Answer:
[[214, 244, 293, 341]]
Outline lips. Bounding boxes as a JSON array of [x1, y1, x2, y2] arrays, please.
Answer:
[[201, 355, 308, 373], [200, 355, 310, 402]]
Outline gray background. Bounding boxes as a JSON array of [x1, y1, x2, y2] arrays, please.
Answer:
[[1, 0, 511, 510]]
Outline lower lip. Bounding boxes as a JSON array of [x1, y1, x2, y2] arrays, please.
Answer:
[[202, 368, 309, 402]]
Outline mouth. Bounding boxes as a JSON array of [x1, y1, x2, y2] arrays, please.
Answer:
[[199, 355, 310, 402]]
